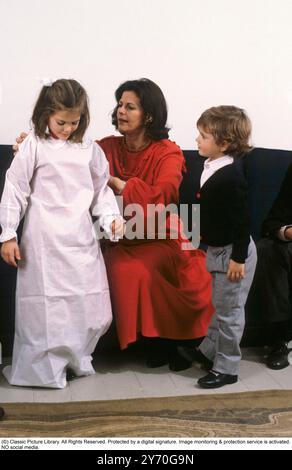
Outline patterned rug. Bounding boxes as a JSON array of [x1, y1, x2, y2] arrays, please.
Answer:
[[1, 390, 292, 437]]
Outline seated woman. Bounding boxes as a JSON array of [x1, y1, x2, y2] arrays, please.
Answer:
[[98, 78, 214, 369], [14, 78, 214, 371]]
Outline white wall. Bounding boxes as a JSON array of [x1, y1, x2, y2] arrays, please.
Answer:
[[0, 0, 292, 149]]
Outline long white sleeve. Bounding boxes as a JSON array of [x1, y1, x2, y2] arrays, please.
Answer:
[[90, 143, 123, 240], [0, 133, 37, 242]]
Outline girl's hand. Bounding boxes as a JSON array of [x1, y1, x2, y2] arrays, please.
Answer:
[[12, 132, 28, 153], [110, 218, 125, 239], [227, 259, 245, 282], [108, 176, 126, 195], [1, 239, 21, 267]]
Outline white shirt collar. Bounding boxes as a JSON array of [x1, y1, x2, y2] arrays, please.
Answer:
[[201, 155, 234, 188], [204, 155, 233, 170]]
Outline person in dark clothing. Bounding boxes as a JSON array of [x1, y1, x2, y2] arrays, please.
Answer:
[[247, 163, 292, 369]]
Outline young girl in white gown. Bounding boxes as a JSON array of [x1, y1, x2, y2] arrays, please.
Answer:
[[0, 79, 124, 388]]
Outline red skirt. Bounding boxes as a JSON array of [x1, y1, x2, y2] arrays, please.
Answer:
[[103, 238, 214, 350]]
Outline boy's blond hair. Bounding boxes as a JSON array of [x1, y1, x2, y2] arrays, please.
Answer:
[[197, 105, 252, 157]]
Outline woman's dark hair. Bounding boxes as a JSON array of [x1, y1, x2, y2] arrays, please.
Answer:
[[112, 78, 169, 140], [31, 79, 90, 143]]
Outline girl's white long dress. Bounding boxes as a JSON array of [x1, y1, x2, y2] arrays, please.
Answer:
[[0, 133, 120, 388]]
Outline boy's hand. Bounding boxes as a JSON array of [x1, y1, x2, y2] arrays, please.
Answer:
[[12, 132, 28, 153], [227, 259, 245, 282], [110, 218, 125, 239], [1, 238, 21, 267]]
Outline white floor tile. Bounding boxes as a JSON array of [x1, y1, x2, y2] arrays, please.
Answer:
[[69, 372, 111, 401], [33, 386, 72, 402], [102, 370, 145, 399], [265, 365, 292, 389], [134, 367, 180, 397], [239, 360, 282, 391]]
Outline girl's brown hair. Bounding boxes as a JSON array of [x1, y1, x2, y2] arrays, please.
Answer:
[[197, 105, 252, 157], [31, 79, 90, 143]]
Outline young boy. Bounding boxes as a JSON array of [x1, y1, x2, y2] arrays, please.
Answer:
[[193, 105, 257, 388]]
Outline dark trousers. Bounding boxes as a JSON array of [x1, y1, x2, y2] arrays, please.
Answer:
[[246, 237, 292, 344]]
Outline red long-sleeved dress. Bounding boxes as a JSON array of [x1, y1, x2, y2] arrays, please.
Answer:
[[98, 136, 214, 349]]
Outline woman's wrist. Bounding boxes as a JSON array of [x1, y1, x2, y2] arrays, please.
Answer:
[[117, 181, 126, 195], [284, 226, 292, 240]]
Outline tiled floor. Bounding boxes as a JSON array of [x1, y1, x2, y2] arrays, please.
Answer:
[[1, 345, 292, 403]]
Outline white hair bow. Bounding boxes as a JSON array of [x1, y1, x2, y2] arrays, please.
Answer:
[[39, 77, 55, 87]]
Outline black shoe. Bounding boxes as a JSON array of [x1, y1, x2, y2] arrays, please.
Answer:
[[66, 368, 78, 381], [197, 370, 238, 389], [191, 348, 213, 371], [266, 342, 291, 370], [0, 407, 4, 420], [145, 339, 192, 370], [146, 356, 169, 368], [144, 338, 170, 369], [168, 348, 192, 372], [145, 339, 169, 368]]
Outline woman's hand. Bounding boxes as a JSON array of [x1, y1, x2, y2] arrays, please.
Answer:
[[110, 218, 125, 239], [12, 132, 28, 153], [1, 239, 21, 267], [284, 227, 292, 240], [108, 176, 126, 195], [227, 259, 245, 282]]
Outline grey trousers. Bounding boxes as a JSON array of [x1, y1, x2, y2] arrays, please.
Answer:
[[199, 239, 257, 375]]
